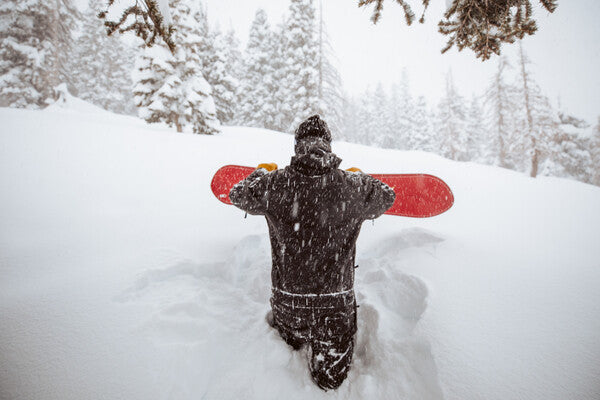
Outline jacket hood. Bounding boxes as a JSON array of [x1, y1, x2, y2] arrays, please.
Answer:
[[290, 137, 341, 176]]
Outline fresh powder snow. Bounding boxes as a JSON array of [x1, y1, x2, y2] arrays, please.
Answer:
[[1, 99, 599, 400]]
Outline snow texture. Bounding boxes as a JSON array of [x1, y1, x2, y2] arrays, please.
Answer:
[[156, 0, 172, 25], [1, 102, 600, 400]]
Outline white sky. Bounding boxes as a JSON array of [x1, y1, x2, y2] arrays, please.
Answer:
[[203, 0, 600, 124]]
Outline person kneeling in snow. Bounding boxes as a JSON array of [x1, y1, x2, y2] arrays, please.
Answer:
[[229, 115, 395, 390]]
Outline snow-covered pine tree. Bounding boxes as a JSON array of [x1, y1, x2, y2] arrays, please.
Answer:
[[316, 0, 343, 137], [132, 49, 162, 122], [384, 83, 402, 148], [224, 28, 243, 81], [279, 0, 320, 132], [70, 0, 136, 115], [190, 8, 237, 126], [350, 88, 377, 145], [437, 71, 468, 161], [409, 96, 435, 153], [358, 90, 376, 146], [238, 9, 279, 130], [591, 118, 600, 186], [371, 83, 392, 148], [133, 0, 219, 134], [482, 55, 519, 168], [271, 17, 292, 132], [222, 28, 243, 123], [396, 70, 415, 149], [542, 111, 593, 183], [203, 27, 238, 125], [465, 95, 485, 162], [0, 0, 78, 108], [338, 91, 359, 142], [515, 42, 558, 177]]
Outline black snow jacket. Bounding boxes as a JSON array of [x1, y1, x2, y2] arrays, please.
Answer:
[[229, 140, 395, 294]]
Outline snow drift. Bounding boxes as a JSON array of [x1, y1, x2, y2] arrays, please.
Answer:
[[1, 101, 599, 400]]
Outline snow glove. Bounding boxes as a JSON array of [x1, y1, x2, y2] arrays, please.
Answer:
[[257, 163, 278, 172]]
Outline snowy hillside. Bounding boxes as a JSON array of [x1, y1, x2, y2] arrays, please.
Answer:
[[1, 102, 599, 400]]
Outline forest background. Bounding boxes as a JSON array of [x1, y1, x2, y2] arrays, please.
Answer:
[[1, 0, 598, 184]]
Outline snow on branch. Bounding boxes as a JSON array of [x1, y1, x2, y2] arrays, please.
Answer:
[[98, 0, 176, 53]]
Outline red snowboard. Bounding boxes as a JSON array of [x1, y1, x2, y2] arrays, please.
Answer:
[[211, 165, 453, 218]]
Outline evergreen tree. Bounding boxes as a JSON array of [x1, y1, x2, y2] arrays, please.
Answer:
[[338, 91, 359, 142], [223, 28, 243, 82], [396, 70, 414, 149], [465, 95, 485, 162], [352, 88, 376, 145], [190, 9, 238, 126], [223, 28, 243, 124], [591, 118, 600, 186], [316, 0, 344, 137], [483, 55, 519, 168], [515, 42, 557, 177], [70, 0, 136, 115], [132, 49, 162, 123], [342, 83, 435, 153], [271, 17, 292, 132], [133, 0, 219, 134], [409, 96, 435, 153], [0, 0, 78, 108], [371, 83, 391, 148], [238, 9, 279, 129], [204, 27, 238, 125], [384, 83, 402, 148], [280, 0, 320, 132], [437, 71, 468, 161], [542, 111, 593, 183]]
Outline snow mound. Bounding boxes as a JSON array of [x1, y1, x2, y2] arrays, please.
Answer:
[[1, 105, 599, 400], [117, 233, 443, 399], [45, 84, 110, 115]]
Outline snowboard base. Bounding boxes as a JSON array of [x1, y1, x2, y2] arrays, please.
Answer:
[[211, 165, 453, 218]]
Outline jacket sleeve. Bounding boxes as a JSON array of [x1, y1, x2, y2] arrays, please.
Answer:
[[360, 175, 396, 220], [229, 168, 273, 216]]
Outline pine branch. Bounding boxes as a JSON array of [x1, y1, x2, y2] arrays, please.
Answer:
[[358, 0, 428, 25], [357, 0, 557, 61], [98, 0, 175, 53], [439, 0, 557, 60]]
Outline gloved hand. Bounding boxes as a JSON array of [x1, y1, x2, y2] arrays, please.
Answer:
[[257, 162, 278, 172], [345, 167, 362, 173]]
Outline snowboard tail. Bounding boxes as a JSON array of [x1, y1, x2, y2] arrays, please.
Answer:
[[211, 165, 453, 218]]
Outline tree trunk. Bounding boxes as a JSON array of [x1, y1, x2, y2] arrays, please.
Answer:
[[498, 134, 507, 168], [173, 114, 182, 132], [318, 0, 323, 102], [530, 138, 539, 178], [518, 41, 537, 178]]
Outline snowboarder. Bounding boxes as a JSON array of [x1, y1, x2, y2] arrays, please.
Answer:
[[229, 115, 395, 390]]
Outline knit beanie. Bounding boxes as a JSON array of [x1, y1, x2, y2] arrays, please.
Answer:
[[294, 115, 332, 143]]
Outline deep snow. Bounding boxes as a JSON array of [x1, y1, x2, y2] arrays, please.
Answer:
[[1, 100, 599, 400]]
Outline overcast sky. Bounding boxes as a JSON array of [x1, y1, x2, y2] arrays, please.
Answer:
[[202, 0, 599, 124]]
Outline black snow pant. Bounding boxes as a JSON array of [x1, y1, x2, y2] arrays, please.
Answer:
[[270, 288, 357, 391]]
